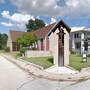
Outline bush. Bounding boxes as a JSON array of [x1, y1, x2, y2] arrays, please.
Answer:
[[70, 50, 76, 54], [20, 47, 25, 56], [87, 55, 90, 57], [4, 47, 10, 52], [17, 52, 22, 56]]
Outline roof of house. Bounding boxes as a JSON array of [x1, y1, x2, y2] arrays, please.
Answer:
[[10, 30, 25, 42], [47, 20, 71, 36], [9, 20, 71, 42], [31, 23, 56, 39], [10, 23, 56, 42], [71, 27, 85, 32]]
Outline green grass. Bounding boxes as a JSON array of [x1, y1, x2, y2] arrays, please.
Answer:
[[0, 50, 5, 53], [0, 50, 21, 58], [21, 56, 53, 69], [69, 55, 90, 71], [1, 49, 90, 71], [9, 52, 21, 58], [21, 55, 90, 70]]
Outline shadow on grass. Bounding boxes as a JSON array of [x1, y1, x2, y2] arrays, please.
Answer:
[[77, 54, 82, 57], [47, 57, 53, 63], [87, 55, 90, 57]]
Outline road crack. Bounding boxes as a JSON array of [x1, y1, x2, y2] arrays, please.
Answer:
[[16, 78, 36, 90], [56, 81, 77, 90]]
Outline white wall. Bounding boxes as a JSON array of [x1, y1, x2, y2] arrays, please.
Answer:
[[7, 32, 13, 52], [64, 28, 69, 65], [49, 28, 59, 66], [25, 50, 51, 58]]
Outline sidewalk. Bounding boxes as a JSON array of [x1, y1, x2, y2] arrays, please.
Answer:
[[1, 53, 90, 81], [45, 66, 78, 74]]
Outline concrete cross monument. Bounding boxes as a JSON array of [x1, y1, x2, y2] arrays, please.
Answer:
[[56, 25, 65, 66], [48, 20, 71, 67], [46, 20, 77, 74]]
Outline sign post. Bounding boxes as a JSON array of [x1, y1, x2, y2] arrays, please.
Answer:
[[82, 52, 87, 62]]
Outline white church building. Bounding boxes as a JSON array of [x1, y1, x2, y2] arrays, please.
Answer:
[[70, 27, 90, 54]]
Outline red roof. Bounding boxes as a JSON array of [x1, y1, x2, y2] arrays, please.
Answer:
[[9, 20, 71, 42], [31, 23, 56, 39], [10, 23, 56, 42], [10, 30, 25, 42]]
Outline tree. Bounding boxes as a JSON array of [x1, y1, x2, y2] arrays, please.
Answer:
[[26, 19, 45, 32], [0, 33, 2, 49], [84, 41, 88, 51], [0, 33, 8, 49], [1, 34, 8, 47], [17, 33, 38, 48]]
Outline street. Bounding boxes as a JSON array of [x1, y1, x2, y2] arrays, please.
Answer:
[[0, 55, 90, 90]]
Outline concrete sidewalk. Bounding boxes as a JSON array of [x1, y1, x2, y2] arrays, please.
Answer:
[[1, 53, 90, 81], [45, 66, 78, 74]]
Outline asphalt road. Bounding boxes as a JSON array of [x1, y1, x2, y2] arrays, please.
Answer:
[[0, 55, 90, 90]]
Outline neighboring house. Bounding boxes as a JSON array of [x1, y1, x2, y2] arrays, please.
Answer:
[[7, 20, 71, 66], [70, 27, 90, 54], [7, 30, 25, 52]]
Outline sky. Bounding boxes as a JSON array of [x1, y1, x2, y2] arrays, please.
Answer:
[[0, 0, 90, 34]]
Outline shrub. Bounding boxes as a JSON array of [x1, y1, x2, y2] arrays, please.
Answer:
[[20, 47, 25, 56], [87, 55, 90, 57], [70, 50, 76, 54], [17, 52, 22, 56], [17, 33, 38, 48], [4, 47, 10, 52]]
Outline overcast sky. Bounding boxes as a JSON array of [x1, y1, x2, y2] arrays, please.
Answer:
[[0, 0, 90, 34]]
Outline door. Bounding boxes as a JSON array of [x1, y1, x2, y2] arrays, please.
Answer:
[[40, 39, 44, 50], [46, 37, 49, 51], [58, 26, 64, 66]]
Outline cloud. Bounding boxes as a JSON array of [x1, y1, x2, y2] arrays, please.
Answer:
[[1, 22, 13, 27], [1, 11, 10, 19], [11, 0, 59, 17], [50, 18, 56, 24], [45, 23, 48, 26], [1, 10, 35, 29], [10, 13, 35, 23], [11, 0, 90, 18], [36, 16, 40, 19], [66, 0, 79, 7]]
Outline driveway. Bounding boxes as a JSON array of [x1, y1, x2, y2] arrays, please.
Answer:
[[0, 55, 90, 90]]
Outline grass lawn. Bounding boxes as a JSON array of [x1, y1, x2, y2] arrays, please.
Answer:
[[0, 50, 5, 53], [21, 56, 53, 69], [8, 52, 21, 58], [1, 49, 90, 71], [69, 55, 90, 71], [0, 50, 21, 58], [21, 55, 90, 70]]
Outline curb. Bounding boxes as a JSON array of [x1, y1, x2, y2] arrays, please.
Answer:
[[19, 58, 44, 70], [1, 53, 90, 82]]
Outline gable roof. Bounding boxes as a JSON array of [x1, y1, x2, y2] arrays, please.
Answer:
[[10, 30, 25, 42], [9, 20, 71, 42], [31, 20, 71, 39], [31, 23, 56, 39], [47, 20, 71, 36]]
